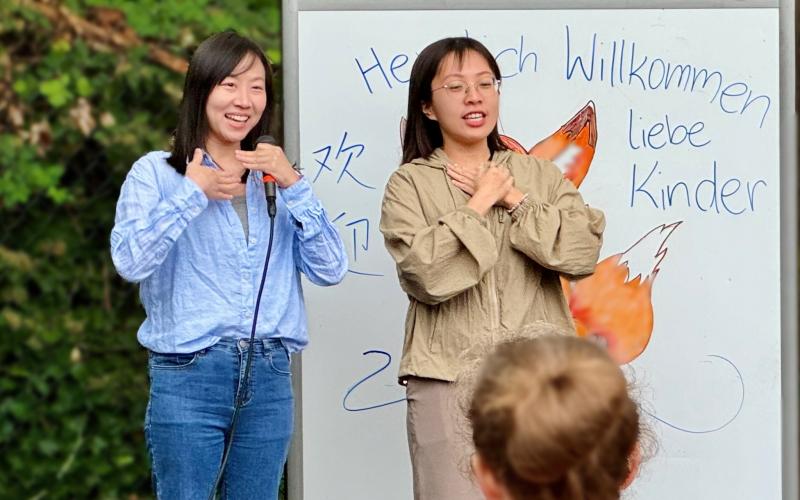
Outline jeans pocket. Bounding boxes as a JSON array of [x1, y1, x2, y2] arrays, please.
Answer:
[[149, 351, 199, 369], [268, 347, 291, 376]]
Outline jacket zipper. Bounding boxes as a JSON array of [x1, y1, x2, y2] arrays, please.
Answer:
[[487, 207, 501, 337]]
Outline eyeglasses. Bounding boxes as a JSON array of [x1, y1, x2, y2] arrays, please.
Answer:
[[432, 78, 501, 96]]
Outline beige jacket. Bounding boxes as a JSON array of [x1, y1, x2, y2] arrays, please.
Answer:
[[379, 148, 606, 382]]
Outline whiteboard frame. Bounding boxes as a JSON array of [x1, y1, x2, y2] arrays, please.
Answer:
[[281, 1, 797, 499]]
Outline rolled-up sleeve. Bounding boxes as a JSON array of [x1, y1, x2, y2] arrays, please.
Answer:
[[282, 177, 348, 286], [110, 160, 207, 283], [379, 169, 498, 305], [508, 171, 605, 279]]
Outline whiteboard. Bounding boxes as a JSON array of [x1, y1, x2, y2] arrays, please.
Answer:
[[284, 4, 797, 500]]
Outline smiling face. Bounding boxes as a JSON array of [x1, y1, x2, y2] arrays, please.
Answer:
[[422, 49, 500, 153], [204, 53, 267, 152]]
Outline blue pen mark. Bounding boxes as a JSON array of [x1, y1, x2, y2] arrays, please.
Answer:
[[354, 47, 410, 94], [343, 350, 406, 412], [311, 132, 375, 189], [644, 354, 744, 434], [348, 270, 384, 277], [332, 212, 384, 276], [628, 157, 767, 215], [563, 25, 771, 128], [346, 218, 370, 254]]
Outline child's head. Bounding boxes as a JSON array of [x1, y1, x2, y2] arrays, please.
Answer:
[[468, 334, 639, 500]]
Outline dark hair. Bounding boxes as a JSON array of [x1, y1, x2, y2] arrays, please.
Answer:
[[167, 31, 274, 173], [402, 37, 507, 164], [469, 335, 640, 500]]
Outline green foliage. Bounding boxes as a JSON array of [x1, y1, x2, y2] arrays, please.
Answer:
[[0, 1, 282, 497], [0, 136, 70, 206]]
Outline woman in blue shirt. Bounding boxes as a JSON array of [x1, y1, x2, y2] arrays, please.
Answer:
[[110, 31, 347, 499]]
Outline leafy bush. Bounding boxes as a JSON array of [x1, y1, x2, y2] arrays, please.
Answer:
[[0, 1, 281, 497]]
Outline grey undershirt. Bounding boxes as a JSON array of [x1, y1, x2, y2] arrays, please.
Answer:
[[231, 195, 249, 242]]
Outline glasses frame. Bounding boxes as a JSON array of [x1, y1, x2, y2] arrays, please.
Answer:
[[431, 77, 502, 96]]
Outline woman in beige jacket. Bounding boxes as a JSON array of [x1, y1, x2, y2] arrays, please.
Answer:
[[379, 37, 606, 499]]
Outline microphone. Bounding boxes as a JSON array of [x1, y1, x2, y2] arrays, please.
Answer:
[[256, 135, 278, 218]]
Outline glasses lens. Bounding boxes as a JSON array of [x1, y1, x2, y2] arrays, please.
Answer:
[[446, 81, 466, 94], [477, 79, 496, 92]]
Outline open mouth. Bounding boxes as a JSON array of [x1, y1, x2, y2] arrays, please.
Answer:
[[463, 111, 486, 126], [225, 113, 249, 124]]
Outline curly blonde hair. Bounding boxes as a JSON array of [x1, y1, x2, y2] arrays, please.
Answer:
[[467, 332, 640, 500]]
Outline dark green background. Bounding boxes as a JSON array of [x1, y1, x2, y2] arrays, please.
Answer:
[[0, 1, 282, 497]]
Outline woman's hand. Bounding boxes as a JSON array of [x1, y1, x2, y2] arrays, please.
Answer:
[[185, 148, 241, 200], [446, 161, 483, 196], [234, 143, 301, 188], [448, 162, 521, 215]]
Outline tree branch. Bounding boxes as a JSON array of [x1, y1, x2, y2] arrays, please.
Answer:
[[22, 0, 189, 73]]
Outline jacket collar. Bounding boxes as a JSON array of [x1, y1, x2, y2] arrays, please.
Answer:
[[410, 147, 515, 169]]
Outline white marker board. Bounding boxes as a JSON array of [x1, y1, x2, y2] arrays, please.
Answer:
[[283, 3, 798, 499]]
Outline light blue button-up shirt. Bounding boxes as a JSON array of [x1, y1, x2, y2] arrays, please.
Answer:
[[110, 151, 348, 354]]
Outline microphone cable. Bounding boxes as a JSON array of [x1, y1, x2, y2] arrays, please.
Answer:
[[207, 182, 277, 500]]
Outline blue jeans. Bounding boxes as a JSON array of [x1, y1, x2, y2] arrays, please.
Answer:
[[145, 337, 293, 500]]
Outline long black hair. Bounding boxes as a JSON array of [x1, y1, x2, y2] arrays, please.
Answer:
[[402, 37, 506, 165], [167, 31, 274, 173]]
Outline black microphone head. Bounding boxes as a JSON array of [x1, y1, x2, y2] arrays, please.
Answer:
[[256, 135, 277, 146]]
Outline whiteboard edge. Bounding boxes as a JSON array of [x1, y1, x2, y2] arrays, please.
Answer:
[[283, 1, 303, 500], [780, 1, 798, 499], [285, 2, 797, 500]]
